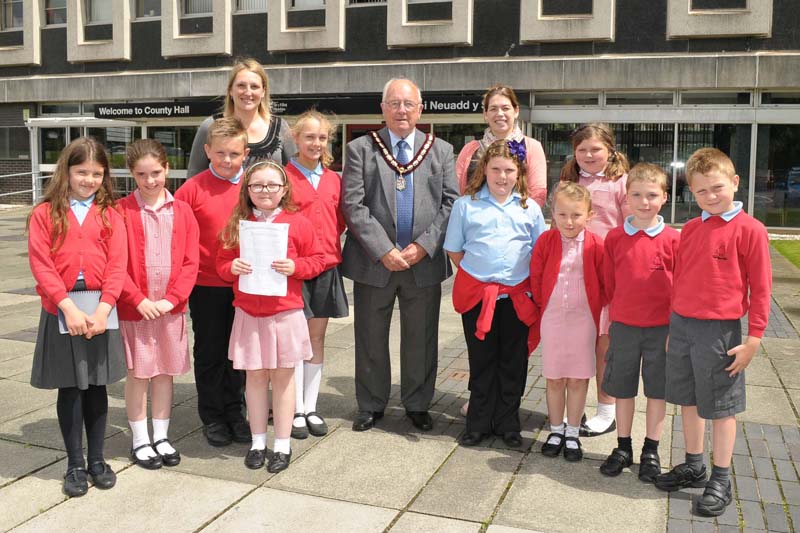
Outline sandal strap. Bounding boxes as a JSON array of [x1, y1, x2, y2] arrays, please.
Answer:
[[153, 438, 173, 447], [564, 436, 581, 447], [293, 412, 305, 420], [545, 432, 565, 444], [132, 443, 155, 454]]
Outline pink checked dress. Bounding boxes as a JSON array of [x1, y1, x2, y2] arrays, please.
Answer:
[[540, 231, 597, 380], [228, 208, 313, 370], [578, 170, 629, 335], [120, 191, 190, 379]]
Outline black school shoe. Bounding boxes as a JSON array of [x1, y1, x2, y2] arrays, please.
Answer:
[[638, 450, 662, 483], [267, 451, 291, 473], [203, 422, 233, 447], [291, 413, 309, 440], [154, 438, 181, 467], [654, 463, 708, 492], [244, 448, 267, 470], [563, 436, 583, 462], [600, 448, 633, 477], [695, 479, 733, 517], [63, 467, 89, 497], [228, 419, 252, 443], [88, 462, 116, 489], [541, 433, 565, 457], [131, 444, 163, 470]]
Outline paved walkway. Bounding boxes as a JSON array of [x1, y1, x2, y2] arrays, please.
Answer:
[[0, 206, 798, 532]]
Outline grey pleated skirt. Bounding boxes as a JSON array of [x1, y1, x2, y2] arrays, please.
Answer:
[[30, 308, 126, 390], [302, 266, 349, 320]]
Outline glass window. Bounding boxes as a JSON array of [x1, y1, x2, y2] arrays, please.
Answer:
[[534, 93, 599, 107], [349, 0, 384, 4], [183, 0, 212, 15], [754, 125, 800, 228], [431, 123, 485, 159], [761, 92, 800, 105], [40, 103, 81, 115], [1, 0, 22, 30], [605, 92, 674, 106], [41, 128, 66, 164], [44, 0, 66, 25], [291, 0, 325, 7], [237, 0, 266, 10], [0, 127, 29, 159], [136, 0, 161, 17], [86, 127, 142, 169], [85, 0, 111, 23], [148, 126, 198, 189], [680, 92, 751, 106]]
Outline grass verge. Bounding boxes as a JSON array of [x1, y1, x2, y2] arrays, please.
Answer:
[[772, 240, 800, 270]]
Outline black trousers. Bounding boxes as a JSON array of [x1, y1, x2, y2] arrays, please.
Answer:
[[188, 285, 244, 426], [462, 299, 529, 434]]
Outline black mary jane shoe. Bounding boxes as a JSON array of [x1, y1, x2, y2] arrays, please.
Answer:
[[695, 479, 733, 517], [153, 438, 181, 467], [131, 443, 163, 470], [305, 412, 329, 437], [244, 448, 267, 470], [563, 436, 583, 462], [459, 431, 488, 447], [291, 413, 309, 440], [63, 467, 89, 498], [88, 461, 116, 489], [267, 451, 292, 474], [541, 433, 565, 457], [502, 431, 523, 448], [599, 448, 633, 477]]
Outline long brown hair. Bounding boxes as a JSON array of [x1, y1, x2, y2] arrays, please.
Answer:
[[28, 137, 115, 251], [560, 123, 630, 183], [464, 140, 529, 209], [220, 160, 296, 249], [224, 58, 271, 120], [482, 84, 520, 111]]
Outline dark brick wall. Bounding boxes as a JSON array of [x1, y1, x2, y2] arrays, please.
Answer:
[[0, 159, 33, 205]]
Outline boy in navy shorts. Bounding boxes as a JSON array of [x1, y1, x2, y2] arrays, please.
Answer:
[[654, 148, 772, 517], [599, 163, 680, 482]]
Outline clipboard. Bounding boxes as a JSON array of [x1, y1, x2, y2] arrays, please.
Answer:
[[58, 290, 119, 334]]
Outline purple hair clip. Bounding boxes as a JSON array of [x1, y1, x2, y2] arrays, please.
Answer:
[[507, 139, 526, 163]]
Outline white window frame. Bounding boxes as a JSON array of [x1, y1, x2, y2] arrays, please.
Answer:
[[0, 0, 23, 30], [135, 0, 160, 18], [43, 0, 65, 26], [182, 0, 212, 17], [236, 0, 266, 12], [84, 0, 111, 24]]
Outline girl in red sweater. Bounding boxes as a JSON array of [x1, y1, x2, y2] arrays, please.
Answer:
[[530, 182, 605, 462], [217, 160, 325, 473], [285, 110, 348, 440], [118, 140, 200, 470], [27, 137, 127, 497]]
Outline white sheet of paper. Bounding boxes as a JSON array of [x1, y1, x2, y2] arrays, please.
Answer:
[[238, 220, 289, 296]]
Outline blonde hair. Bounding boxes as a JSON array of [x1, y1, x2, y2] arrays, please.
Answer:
[[207, 116, 248, 149], [551, 181, 593, 213], [560, 123, 630, 183], [28, 137, 115, 251], [224, 58, 271, 120], [464, 140, 529, 209], [126, 138, 168, 172], [291, 109, 336, 168], [627, 162, 668, 193], [220, 160, 296, 249], [685, 147, 736, 186]]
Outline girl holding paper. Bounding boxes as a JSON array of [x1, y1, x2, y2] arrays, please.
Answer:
[[217, 160, 325, 473]]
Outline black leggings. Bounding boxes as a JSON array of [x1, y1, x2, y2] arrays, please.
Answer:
[[56, 385, 108, 470]]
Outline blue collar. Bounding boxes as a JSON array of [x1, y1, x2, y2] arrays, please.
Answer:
[[624, 215, 665, 236], [701, 201, 743, 222], [209, 163, 243, 184], [388, 130, 415, 153], [70, 195, 95, 208], [291, 158, 323, 179], [477, 183, 521, 206]]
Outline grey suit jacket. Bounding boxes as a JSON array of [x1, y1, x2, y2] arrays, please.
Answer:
[[340, 127, 459, 289]]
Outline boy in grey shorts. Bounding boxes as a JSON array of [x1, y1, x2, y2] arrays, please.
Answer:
[[654, 148, 772, 517], [598, 163, 680, 482]]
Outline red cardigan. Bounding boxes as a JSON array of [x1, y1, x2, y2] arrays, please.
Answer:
[[285, 162, 345, 271], [116, 194, 200, 321], [529, 229, 605, 351], [28, 202, 128, 316], [216, 211, 326, 317]]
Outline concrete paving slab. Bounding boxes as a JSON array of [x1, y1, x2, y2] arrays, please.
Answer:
[[0, 353, 31, 378], [411, 446, 522, 523], [0, 379, 55, 424], [745, 356, 782, 388], [486, 524, 546, 532], [761, 337, 800, 361], [0, 460, 68, 531], [390, 512, 480, 533], [12, 467, 252, 533], [772, 359, 800, 389], [206, 487, 397, 533], [0, 338, 33, 362], [0, 293, 39, 308], [0, 439, 62, 487], [738, 385, 797, 425], [267, 427, 456, 509]]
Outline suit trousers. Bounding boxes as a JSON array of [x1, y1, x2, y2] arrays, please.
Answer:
[[353, 270, 441, 412], [188, 285, 245, 425], [462, 299, 529, 434]]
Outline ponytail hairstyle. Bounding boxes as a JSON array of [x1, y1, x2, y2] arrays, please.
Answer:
[[126, 138, 168, 173], [291, 109, 337, 168], [220, 160, 296, 249], [550, 180, 593, 214], [560, 123, 630, 183], [464, 139, 529, 209]]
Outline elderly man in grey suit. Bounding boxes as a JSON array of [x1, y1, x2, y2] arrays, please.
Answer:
[[341, 78, 459, 432]]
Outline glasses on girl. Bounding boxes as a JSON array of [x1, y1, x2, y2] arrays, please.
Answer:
[[248, 183, 284, 193]]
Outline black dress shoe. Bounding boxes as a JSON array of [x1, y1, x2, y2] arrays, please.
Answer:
[[352, 410, 383, 432], [502, 431, 523, 448], [267, 451, 292, 473], [695, 479, 733, 517], [580, 418, 617, 437], [459, 431, 488, 447], [654, 463, 708, 492], [291, 413, 309, 440], [406, 411, 433, 431], [131, 443, 163, 470], [153, 438, 181, 467], [563, 437, 583, 462], [63, 467, 88, 497], [244, 448, 267, 470], [203, 422, 233, 447], [228, 419, 252, 443], [306, 412, 328, 437], [541, 433, 565, 457], [88, 462, 116, 489], [599, 448, 633, 477], [638, 450, 662, 483]]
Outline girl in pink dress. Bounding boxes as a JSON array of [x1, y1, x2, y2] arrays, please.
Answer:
[[118, 140, 199, 470], [560, 123, 631, 436], [530, 182, 605, 462], [217, 160, 325, 474]]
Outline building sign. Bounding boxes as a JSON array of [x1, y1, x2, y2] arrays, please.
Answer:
[[94, 101, 219, 119], [271, 94, 486, 115]]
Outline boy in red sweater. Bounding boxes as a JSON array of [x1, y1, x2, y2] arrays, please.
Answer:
[[655, 148, 772, 518], [175, 117, 252, 447], [599, 163, 680, 482]]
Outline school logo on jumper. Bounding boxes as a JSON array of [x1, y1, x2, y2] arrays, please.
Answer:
[[649, 254, 665, 271], [712, 244, 728, 261]]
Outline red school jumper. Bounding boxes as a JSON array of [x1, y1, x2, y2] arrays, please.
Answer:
[[285, 162, 345, 272], [216, 211, 327, 317], [604, 225, 680, 328], [28, 202, 128, 315], [115, 194, 200, 320], [672, 212, 772, 338], [528, 228, 605, 350]]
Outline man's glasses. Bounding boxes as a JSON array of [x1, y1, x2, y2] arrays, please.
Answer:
[[384, 100, 420, 111], [248, 183, 284, 193]]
